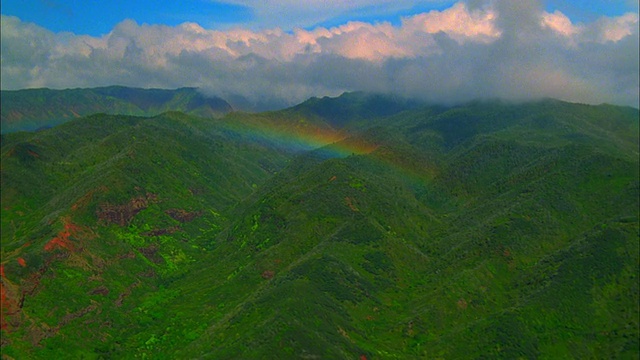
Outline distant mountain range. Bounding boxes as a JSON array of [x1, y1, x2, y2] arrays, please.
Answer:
[[0, 86, 233, 133], [1, 91, 638, 359]]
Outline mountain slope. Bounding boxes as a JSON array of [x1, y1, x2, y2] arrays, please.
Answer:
[[1, 96, 638, 359], [287, 91, 423, 128], [0, 110, 301, 357], [0, 86, 233, 133], [174, 106, 638, 358]]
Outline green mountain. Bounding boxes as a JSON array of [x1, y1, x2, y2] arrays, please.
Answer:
[[1, 95, 638, 359], [287, 91, 423, 128], [0, 86, 233, 133]]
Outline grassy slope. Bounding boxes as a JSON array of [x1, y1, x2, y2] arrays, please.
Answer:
[[1, 98, 638, 359], [0, 111, 297, 358]]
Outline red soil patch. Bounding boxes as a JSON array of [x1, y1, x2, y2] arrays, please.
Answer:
[[345, 197, 359, 212], [44, 237, 72, 252], [1, 278, 20, 330], [3, 261, 58, 332], [261, 270, 275, 280], [44, 232, 73, 252], [43, 220, 87, 252], [2, 220, 95, 333], [457, 298, 468, 310], [71, 186, 108, 212], [1, 283, 8, 330]]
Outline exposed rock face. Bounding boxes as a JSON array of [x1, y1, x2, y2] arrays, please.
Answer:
[[96, 193, 158, 226], [138, 244, 164, 265], [114, 281, 141, 307], [141, 226, 181, 237], [89, 286, 110, 296], [165, 209, 202, 223]]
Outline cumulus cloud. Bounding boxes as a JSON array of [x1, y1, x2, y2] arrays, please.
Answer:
[[1, 0, 638, 109]]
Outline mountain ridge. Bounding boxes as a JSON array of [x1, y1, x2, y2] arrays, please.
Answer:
[[0, 86, 233, 133]]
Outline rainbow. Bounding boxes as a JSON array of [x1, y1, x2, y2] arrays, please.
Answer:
[[220, 114, 437, 185]]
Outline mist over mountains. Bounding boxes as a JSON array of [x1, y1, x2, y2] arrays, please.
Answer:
[[0, 87, 232, 133], [1, 89, 638, 358]]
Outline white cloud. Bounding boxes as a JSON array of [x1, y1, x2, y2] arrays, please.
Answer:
[[542, 10, 581, 37], [598, 12, 639, 42], [403, 2, 500, 42], [1, 1, 638, 109]]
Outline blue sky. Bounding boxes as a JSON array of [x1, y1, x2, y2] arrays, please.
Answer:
[[1, 0, 637, 36], [0, 0, 253, 35]]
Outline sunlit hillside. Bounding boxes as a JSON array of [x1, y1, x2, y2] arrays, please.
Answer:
[[1, 93, 638, 358]]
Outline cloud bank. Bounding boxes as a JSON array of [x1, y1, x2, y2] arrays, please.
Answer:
[[1, 0, 638, 110]]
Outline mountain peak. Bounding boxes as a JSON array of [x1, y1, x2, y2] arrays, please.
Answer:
[[288, 91, 422, 128]]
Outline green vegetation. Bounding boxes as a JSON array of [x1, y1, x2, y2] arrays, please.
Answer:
[[1, 93, 638, 359], [0, 86, 233, 133]]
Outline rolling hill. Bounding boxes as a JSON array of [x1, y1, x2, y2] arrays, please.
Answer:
[[1, 94, 638, 359], [0, 86, 233, 133]]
